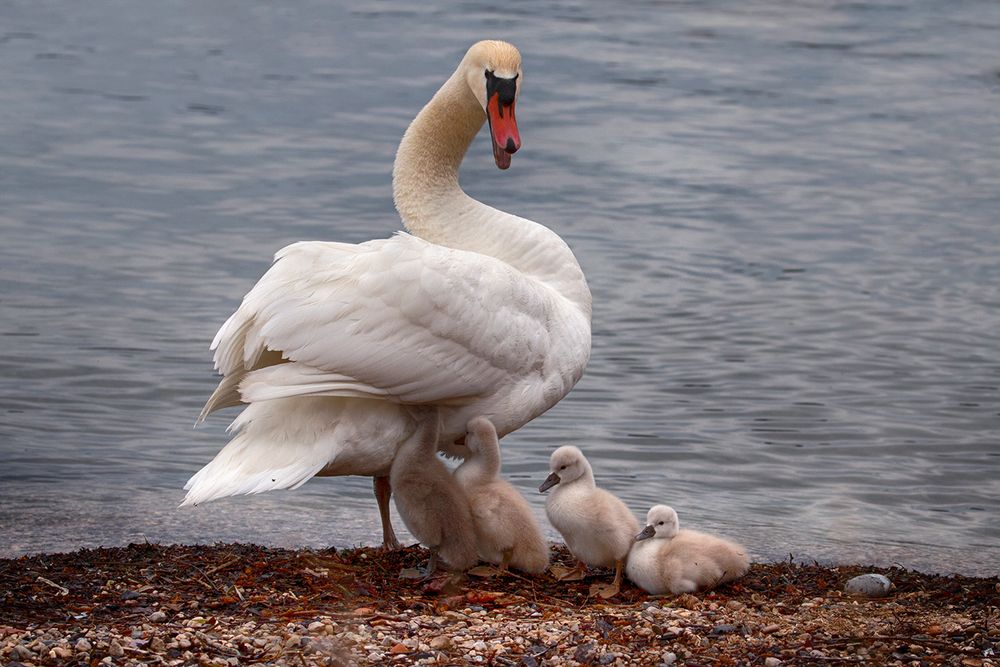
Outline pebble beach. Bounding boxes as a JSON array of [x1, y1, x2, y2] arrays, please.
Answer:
[[2, 543, 997, 666]]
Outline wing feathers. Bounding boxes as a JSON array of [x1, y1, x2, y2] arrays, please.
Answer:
[[200, 233, 557, 417]]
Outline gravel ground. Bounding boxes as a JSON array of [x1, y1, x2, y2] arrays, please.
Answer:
[[1, 543, 997, 666]]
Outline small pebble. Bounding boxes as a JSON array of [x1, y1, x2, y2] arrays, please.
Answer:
[[148, 611, 167, 623], [75, 638, 92, 651], [51, 646, 73, 659], [764, 658, 782, 667], [108, 640, 124, 657], [11, 644, 34, 660], [844, 573, 893, 598]]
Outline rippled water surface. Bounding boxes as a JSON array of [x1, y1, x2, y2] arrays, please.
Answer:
[[2, 0, 999, 575]]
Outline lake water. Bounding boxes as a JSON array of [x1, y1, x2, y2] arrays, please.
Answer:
[[2, 0, 998, 577]]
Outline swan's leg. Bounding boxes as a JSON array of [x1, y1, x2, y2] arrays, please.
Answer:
[[373, 475, 400, 550]]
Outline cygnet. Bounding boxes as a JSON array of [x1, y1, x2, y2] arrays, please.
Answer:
[[453, 416, 549, 574], [627, 504, 749, 595], [539, 445, 638, 595], [389, 408, 478, 574]]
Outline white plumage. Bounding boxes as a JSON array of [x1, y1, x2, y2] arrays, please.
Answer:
[[182, 40, 591, 549]]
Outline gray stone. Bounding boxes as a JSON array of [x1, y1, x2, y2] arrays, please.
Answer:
[[844, 573, 893, 597]]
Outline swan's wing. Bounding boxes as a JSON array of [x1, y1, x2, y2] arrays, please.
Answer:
[[204, 233, 559, 416]]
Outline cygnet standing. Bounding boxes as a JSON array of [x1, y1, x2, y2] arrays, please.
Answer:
[[627, 504, 749, 595], [539, 445, 638, 596], [389, 408, 478, 574], [453, 416, 549, 574]]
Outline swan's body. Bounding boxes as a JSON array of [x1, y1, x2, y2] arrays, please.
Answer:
[[389, 409, 478, 572], [540, 446, 638, 590], [454, 416, 549, 574], [181, 41, 592, 547], [627, 505, 749, 595]]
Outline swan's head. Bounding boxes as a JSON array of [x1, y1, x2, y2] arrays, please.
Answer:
[[539, 445, 590, 492], [461, 40, 522, 170], [465, 416, 498, 455], [636, 505, 680, 541]]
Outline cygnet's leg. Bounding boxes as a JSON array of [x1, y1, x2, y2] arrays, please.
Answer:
[[424, 548, 440, 578], [398, 548, 439, 580], [498, 547, 514, 575], [373, 475, 400, 550]]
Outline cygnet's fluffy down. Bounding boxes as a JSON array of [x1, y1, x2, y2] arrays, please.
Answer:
[[539, 445, 638, 573], [627, 505, 749, 595], [389, 409, 478, 572], [453, 416, 549, 574]]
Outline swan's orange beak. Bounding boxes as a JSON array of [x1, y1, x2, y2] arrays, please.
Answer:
[[486, 74, 520, 170]]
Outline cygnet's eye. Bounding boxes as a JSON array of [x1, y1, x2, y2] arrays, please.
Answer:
[[657, 521, 664, 526], [559, 465, 567, 470]]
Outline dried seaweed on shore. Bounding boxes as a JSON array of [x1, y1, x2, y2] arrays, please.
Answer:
[[1, 542, 997, 666]]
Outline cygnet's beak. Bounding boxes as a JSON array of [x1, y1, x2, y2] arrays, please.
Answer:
[[635, 525, 656, 541], [538, 472, 560, 493]]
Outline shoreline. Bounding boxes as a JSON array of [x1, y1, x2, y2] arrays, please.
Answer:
[[1, 542, 997, 666]]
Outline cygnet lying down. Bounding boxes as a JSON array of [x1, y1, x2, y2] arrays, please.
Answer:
[[626, 504, 749, 595], [389, 408, 478, 574], [454, 416, 549, 574], [539, 445, 638, 596]]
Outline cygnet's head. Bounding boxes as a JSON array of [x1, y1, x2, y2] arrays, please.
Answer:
[[465, 416, 497, 455], [538, 445, 590, 492], [636, 505, 680, 541]]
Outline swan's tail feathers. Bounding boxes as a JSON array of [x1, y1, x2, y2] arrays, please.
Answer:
[[196, 374, 244, 425], [180, 399, 337, 507]]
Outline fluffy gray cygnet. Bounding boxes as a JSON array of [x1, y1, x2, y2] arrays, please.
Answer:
[[389, 409, 478, 573]]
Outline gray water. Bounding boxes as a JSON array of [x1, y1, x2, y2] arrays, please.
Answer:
[[2, 0, 999, 577]]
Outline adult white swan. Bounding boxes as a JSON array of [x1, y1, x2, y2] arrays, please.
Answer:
[[182, 41, 592, 548]]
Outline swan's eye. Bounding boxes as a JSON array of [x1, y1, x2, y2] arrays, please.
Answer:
[[485, 69, 495, 81], [559, 465, 567, 470], [657, 521, 664, 526]]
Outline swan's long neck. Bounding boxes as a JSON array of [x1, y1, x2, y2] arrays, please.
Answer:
[[392, 67, 592, 313], [393, 72, 481, 229]]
